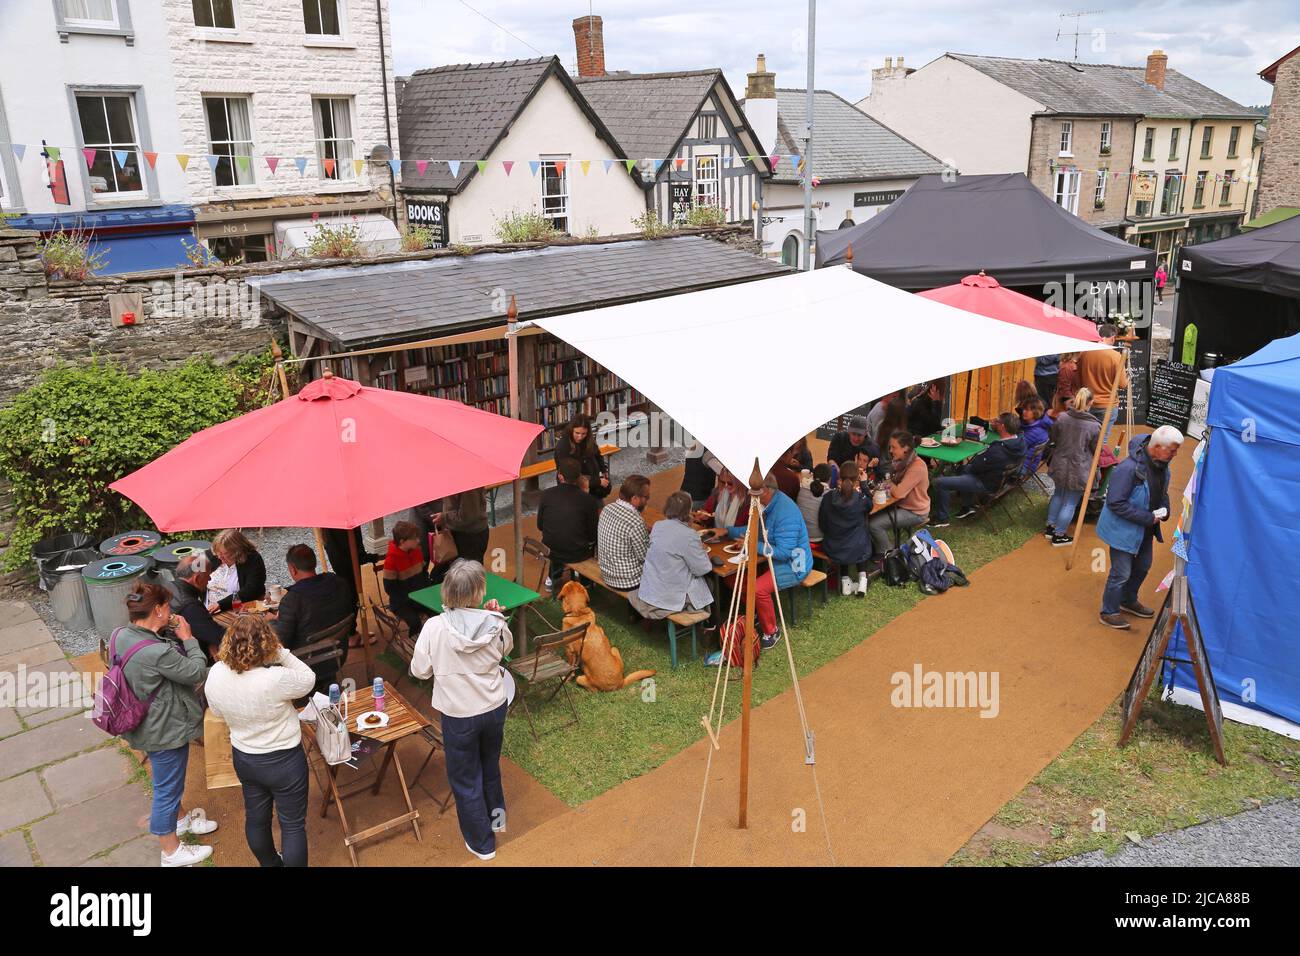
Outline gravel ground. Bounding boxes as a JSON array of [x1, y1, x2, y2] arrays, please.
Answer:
[[1051, 798, 1300, 867], [28, 441, 689, 658]]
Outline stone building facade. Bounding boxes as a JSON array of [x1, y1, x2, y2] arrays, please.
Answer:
[[1026, 115, 1137, 233], [1256, 47, 1300, 214]]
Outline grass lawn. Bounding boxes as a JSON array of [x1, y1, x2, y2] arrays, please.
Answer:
[[477, 490, 1054, 805], [949, 689, 1300, 865]]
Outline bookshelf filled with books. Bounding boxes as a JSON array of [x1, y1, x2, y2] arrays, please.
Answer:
[[534, 335, 645, 453], [384, 341, 512, 417]]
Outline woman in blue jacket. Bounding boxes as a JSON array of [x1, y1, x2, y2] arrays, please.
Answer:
[[818, 461, 872, 597], [725, 474, 810, 649], [1096, 428, 1182, 629]]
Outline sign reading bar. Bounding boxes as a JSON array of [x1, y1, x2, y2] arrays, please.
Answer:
[[1146, 359, 1199, 432], [404, 200, 449, 247], [854, 189, 904, 207]]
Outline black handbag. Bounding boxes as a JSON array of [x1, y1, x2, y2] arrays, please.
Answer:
[[883, 549, 910, 587]]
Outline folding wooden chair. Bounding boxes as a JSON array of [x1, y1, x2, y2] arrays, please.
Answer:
[[506, 622, 589, 740], [291, 616, 353, 695], [522, 536, 552, 595], [970, 463, 1023, 533]]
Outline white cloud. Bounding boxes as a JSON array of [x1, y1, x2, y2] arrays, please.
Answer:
[[391, 0, 1294, 106]]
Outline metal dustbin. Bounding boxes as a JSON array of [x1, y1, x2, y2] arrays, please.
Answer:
[[150, 540, 211, 596], [32, 532, 96, 592], [99, 530, 162, 557], [48, 547, 99, 631], [82, 554, 156, 639]]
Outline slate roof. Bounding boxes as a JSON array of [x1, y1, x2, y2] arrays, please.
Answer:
[[949, 54, 1258, 119], [770, 89, 947, 184], [574, 70, 721, 165], [397, 57, 629, 194], [251, 237, 790, 348]]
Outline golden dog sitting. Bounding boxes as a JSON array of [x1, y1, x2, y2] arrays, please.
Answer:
[[558, 581, 656, 691]]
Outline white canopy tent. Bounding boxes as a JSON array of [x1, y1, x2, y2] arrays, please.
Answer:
[[528, 264, 1110, 480]]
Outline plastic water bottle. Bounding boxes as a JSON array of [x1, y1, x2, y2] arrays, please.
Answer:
[[373, 677, 385, 712], [328, 683, 340, 707]]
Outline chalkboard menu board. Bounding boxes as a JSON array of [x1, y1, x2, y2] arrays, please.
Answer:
[[1146, 360, 1199, 432], [1113, 337, 1151, 423], [816, 402, 872, 441]]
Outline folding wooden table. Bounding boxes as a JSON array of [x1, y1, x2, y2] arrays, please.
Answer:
[[301, 680, 428, 866]]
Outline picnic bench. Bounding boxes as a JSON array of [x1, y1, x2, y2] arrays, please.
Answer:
[[485, 443, 622, 525]]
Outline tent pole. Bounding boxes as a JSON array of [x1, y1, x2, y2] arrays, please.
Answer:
[[348, 529, 375, 682], [739, 459, 762, 829], [962, 367, 975, 435], [507, 297, 525, 590], [1065, 408, 1108, 571]]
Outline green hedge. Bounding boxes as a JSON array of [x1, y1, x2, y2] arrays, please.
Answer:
[[0, 350, 288, 573]]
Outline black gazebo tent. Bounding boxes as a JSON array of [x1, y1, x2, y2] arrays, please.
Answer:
[[815, 172, 1155, 292], [1173, 214, 1300, 365]]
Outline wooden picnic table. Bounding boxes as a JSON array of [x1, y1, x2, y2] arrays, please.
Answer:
[[300, 680, 428, 867]]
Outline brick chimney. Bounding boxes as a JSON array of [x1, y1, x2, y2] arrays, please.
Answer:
[[1145, 49, 1168, 91], [743, 54, 777, 154], [573, 15, 605, 78]]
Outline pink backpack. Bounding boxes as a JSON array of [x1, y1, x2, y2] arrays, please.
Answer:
[[91, 628, 161, 736]]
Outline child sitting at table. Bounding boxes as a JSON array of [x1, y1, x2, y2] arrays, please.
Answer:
[[1019, 397, 1052, 474], [383, 520, 431, 635], [796, 464, 831, 544], [818, 462, 873, 597]]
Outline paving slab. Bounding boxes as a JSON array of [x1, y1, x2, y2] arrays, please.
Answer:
[[0, 710, 106, 778], [14, 659, 94, 718], [0, 772, 54, 830], [28, 785, 151, 867], [0, 619, 53, 656], [81, 835, 160, 868], [0, 831, 34, 867], [0, 706, 20, 739], [0, 600, 40, 630], [0, 639, 66, 671], [43, 746, 133, 808], [23, 707, 90, 730]]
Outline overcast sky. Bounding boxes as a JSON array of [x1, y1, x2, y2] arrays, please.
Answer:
[[392, 0, 1296, 108]]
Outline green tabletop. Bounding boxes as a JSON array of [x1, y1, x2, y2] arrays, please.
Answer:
[[915, 429, 999, 464], [409, 572, 541, 615]]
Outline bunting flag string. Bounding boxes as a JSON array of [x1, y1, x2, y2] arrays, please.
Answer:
[[9, 138, 1249, 188]]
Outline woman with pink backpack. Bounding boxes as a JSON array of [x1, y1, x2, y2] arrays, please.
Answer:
[[105, 582, 218, 866]]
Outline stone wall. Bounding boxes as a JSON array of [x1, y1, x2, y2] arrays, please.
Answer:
[[1258, 55, 1300, 213], [0, 222, 759, 401]]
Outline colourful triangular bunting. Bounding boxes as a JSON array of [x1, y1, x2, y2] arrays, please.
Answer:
[[502, 160, 514, 175], [580, 160, 590, 176], [176, 153, 190, 171], [266, 156, 280, 175], [143, 151, 159, 169], [82, 147, 97, 167], [603, 158, 615, 174], [528, 160, 541, 176], [236, 155, 252, 178], [416, 159, 429, 176], [294, 156, 308, 175], [113, 149, 130, 169], [624, 159, 636, 173], [476, 159, 488, 173], [46, 146, 61, 162], [352, 159, 364, 177], [11, 143, 25, 162], [447, 159, 460, 177], [323, 158, 336, 177], [554, 160, 566, 177], [388, 159, 401, 176]]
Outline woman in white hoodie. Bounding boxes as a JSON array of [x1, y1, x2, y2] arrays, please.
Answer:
[[409, 559, 514, 861]]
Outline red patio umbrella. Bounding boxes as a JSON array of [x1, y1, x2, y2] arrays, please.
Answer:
[[917, 272, 1102, 427], [111, 372, 542, 531], [917, 272, 1102, 340], [111, 373, 543, 680]]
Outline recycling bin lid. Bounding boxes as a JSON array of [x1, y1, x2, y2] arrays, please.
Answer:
[[82, 554, 155, 581], [151, 539, 212, 567], [99, 531, 162, 557]]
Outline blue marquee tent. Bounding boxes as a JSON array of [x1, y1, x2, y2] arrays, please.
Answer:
[[1166, 332, 1300, 726]]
